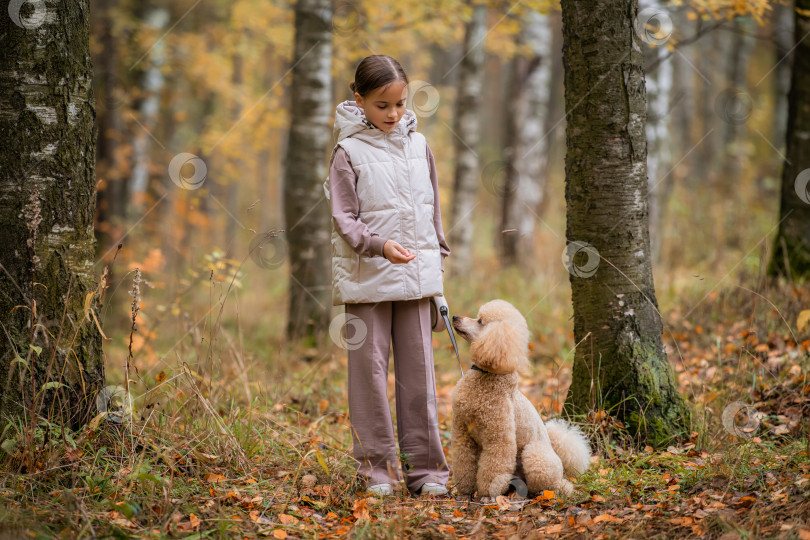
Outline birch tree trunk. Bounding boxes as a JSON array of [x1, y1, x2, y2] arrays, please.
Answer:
[[639, 0, 672, 261], [128, 7, 169, 215], [769, 0, 810, 280], [500, 10, 552, 268], [560, 0, 690, 447], [448, 4, 486, 276], [283, 0, 332, 346], [0, 0, 104, 430]]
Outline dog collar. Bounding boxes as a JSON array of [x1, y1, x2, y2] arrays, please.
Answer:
[[470, 364, 490, 374]]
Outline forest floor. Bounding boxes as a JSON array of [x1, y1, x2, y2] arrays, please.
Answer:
[[1, 273, 809, 539]]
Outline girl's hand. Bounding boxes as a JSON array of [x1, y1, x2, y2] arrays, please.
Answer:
[[383, 240, 415, 263]]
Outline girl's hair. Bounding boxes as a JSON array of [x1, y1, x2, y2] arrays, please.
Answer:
[[350, 55, 409, 97]]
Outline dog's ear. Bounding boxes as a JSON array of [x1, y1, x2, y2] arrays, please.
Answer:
[[470, 320, 529, 374]]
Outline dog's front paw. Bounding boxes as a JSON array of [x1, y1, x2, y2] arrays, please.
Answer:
[[556, 479, 574, 497], [483, 473, 513, 498]]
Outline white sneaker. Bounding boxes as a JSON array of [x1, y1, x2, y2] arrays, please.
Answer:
[[419, 482, 448, 496], [367, 483, 393, 496]]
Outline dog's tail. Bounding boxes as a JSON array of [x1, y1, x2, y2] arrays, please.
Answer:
[[545, 419, 592, 477]]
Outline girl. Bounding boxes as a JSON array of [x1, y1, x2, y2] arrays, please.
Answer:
[[323, 55, 451, 497]]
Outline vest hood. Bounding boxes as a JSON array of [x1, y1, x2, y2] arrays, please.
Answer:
[[333, 100, 418, 143]]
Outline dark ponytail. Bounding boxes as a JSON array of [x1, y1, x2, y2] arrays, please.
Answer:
[[350, 55, 409, 97]]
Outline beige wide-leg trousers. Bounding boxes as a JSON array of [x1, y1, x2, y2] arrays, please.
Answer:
[[345, 297, 449, 494]]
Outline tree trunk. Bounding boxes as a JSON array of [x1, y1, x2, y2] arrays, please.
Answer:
[[448, 3, 486, 276], [500, 10, 552, 269], [772, 1, 793, 155], [225, 51, 245, 258], [769, 0, 810, 280], [719, 18, 754, 250], [639, 0, 673, 261], [283, 0, 332, 347], [94, 0, 126, 264], [560, 0, 690, 447], [128, 7, 169, 215], [0, 0, 104, 431]]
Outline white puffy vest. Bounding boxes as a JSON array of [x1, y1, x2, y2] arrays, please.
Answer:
[[323, 105, 444, 306]]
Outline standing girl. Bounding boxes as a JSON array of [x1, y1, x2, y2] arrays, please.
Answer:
[[323, 55, 451, 497]]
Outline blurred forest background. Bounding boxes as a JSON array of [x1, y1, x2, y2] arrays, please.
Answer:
[[3, 0, 810, 536], [92, 0, 784, 367]]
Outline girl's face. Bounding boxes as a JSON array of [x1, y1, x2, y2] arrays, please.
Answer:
[[355, 80, 408, 132]]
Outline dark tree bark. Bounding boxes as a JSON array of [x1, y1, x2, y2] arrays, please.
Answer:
[[769, 0, 810, 280], [283, 0, 332, 346], [560, 0, 690, 447], [94, 0, 126, 263], [448, 3, 486, 276], [0, 0, 104, 431]]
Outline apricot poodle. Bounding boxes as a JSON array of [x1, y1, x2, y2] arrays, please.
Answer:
[[450, 299, 591, 499]]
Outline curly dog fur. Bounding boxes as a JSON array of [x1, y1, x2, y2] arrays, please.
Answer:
[[450, 299, 591, 498]]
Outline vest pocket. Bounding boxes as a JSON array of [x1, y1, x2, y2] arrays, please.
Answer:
[[358, 255, 401, 300]]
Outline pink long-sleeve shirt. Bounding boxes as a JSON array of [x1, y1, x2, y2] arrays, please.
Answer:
[[328, 143, 451, 271]]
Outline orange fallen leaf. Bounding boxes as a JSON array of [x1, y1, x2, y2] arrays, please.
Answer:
[[204, 472, 226, 483], [353, 498, 370, 521], [273, 530, 287, 539], [278, 513, 299, 525]]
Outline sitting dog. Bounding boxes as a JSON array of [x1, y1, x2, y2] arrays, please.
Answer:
[[450, 299, 591, 498]]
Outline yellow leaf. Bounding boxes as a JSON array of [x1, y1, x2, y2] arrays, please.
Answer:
[[273, 530, 287, 539], [315, 451, 330, 475], [797, 310, 810, 332]]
